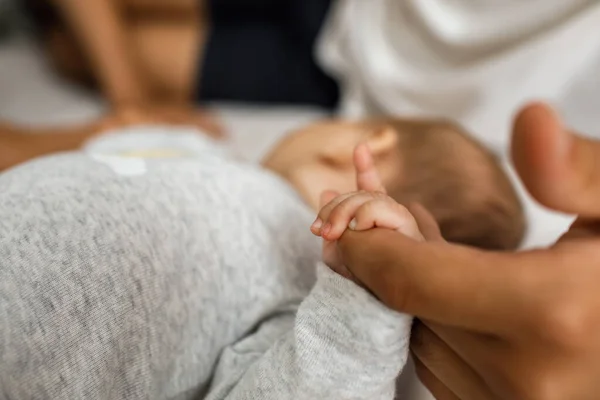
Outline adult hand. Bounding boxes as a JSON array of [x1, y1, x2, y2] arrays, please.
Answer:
[[337, 103, 600, 399]]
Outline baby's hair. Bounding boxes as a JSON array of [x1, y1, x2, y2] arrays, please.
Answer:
[[383, 119, 526, 250]]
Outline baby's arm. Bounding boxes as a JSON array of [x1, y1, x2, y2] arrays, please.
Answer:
[[206, 263, 411, 400]]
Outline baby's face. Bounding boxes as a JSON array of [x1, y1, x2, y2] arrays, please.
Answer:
[[262, 120, 404, 210], [263, 116, 524, 248]]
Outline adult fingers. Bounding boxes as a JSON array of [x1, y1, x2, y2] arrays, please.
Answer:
[[412, 322, 497, 400], [354, 143, 387, 193], [512, 102, 600, 217], [413, 358, 462, 400], [425, 322, 505, 382], [338, 228, 536, 334]]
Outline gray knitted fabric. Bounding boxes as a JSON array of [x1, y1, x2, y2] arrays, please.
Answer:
[[0, 128, 412, 399]]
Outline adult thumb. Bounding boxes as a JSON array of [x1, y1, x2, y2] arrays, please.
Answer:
[[512, 102, 600, 217]]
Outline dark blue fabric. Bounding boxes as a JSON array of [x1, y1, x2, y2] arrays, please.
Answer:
[[198, 0, 339, 110]]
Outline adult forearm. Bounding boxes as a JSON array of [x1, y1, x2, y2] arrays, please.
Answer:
[[0, 120, 105, 171], [53, 0, 149, 107]]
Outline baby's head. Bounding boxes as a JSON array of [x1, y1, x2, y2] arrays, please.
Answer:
[[383, 119, 525, 250], [263, 117, 526, 250]]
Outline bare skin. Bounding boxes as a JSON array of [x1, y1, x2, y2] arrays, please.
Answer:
[[45, 0, 206, 105]]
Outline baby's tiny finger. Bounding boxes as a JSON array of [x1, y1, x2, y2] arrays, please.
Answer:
[[354, 143, 387, 193], [311, 190, 341, 235], [316, 192, 360, 235], [322, 192, 380, 241], [353, 200, 425, 241], [319, 190, 339, 209]]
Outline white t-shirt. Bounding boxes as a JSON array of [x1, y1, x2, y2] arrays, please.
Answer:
[[318, 0, 600, 152]]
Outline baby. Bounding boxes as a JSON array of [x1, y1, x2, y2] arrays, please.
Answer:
[[264, 117, 525, 250], [312, 143, 431, 285], [0, 118, 524, 399]]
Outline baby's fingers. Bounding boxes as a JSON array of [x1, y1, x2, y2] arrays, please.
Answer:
[[354, 143, 386, 193], [319, 190, 339, 209], [352, 200, 425, 241], [320, 192, 385, 241], [311, 191, 355, 235]]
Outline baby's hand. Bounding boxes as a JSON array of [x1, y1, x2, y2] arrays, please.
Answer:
[[310, 144, 440, 283], [311, 190, 425, 283], [312, 190, 425, 242]]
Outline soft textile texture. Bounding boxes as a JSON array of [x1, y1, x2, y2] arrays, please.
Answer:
[[0, 129, 412, 399]]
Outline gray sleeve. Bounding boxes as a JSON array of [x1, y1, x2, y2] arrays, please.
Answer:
[[206, 263, 412, 400]]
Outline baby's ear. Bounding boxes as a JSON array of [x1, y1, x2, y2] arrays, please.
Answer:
[[320, 124, 398, 167], [365, 125, 399, 159], [319, 133, 359, 167]]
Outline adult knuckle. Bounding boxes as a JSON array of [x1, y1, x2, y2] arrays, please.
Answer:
[[536, 298, 590, 349], [507, 360, 560, 400], [523, 372, 565, 400], [523, 265, 592, 350]]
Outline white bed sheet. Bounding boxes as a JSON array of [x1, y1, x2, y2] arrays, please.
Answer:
[[0, 37, 576, 400]]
